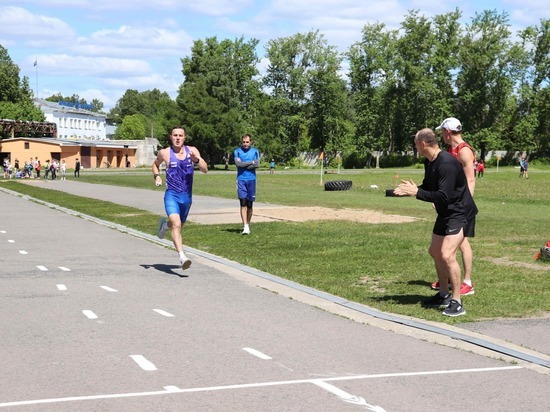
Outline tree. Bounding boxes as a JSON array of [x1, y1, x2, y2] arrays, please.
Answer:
[[456, 10, 516, 158], [263, 30, 350, 162], [114, 114, 147, 140], [177, 36, 260, 165], [0, 44, 44, 122], [348, 23, 399, 156], [512, 19, 550, 155], [308, 45, 355, 161], [109, 88, 179, 146]]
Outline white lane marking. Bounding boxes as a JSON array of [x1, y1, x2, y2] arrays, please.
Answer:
[[153, 309, 175, 317], [242, 347, 272, 360], [1, 230, 6, 233], [37, 266, 48, 271], [100, 286, 118, 292], [164, 386, 180, 392], [8, 240, 15, 243], [58, 267, 71, 271], [19, 250, 28, 255], [312, 380, 386, 411], [130, 355, 157, 371], [57, 284, 67, 291], [0, 366, 523, 408], [82, 310, 98, 319]]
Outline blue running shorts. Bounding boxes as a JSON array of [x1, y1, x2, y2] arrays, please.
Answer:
[[164, 190, 192, 222], [236, 180, 256, 202]]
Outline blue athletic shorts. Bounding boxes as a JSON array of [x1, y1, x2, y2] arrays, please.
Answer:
[[237, 180, 256, 202], [164, 190, 192, 222]]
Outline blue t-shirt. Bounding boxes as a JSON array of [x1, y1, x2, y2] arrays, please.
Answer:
[[166, 146, 194, 193], [234, 146, 260, 181]]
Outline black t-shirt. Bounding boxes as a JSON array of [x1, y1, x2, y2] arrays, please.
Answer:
[[416, 150, 477, 221]]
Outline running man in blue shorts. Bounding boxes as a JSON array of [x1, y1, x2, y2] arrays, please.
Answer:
[[152, 127, 208, 270], [234, 134, 260, 235]]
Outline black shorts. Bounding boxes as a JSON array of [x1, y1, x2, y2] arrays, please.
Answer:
[[433, 216, 475, 237]]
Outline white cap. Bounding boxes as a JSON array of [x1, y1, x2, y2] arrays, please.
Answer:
[[436, 117, 462, 132]]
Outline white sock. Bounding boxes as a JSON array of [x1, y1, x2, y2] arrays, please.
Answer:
[[244, 224, 249, 230], [463, 279, 472, 286], [179, 251, 187, 261]]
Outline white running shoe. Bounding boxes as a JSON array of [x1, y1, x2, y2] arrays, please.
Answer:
[[157, 217, 168, 239], [180, 257, 192, 270], [242, 225, 250, 235]]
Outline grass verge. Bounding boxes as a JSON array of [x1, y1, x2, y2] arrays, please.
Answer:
[[2, 165, 549, 323]]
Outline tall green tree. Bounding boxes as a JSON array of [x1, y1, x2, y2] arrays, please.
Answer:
[[348, 23, 399, 156], [177, 36, 260, 165], [308, 45, 355, 161], [512, 19, 550, 155], [0, 44, 44, 122], [264, 30, 347, 162], [114, 114, 147, 140], [109, 88, 178, 146], [456, 10, 516, 158]]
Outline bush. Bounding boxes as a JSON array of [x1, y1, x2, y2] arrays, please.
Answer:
[[342, 152, 371, 169], [379, 154, 417, 168]]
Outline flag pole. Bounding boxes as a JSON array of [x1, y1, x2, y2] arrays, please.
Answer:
[[34, 59, 38, 98], [319, 150, 324, 185]]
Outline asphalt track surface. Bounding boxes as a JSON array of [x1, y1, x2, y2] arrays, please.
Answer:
[[1, 181, 549, 411]]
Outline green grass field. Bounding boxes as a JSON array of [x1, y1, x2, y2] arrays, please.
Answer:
[[3, 164, 549, 323]]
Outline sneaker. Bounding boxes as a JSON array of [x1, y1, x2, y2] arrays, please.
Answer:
[[242, 226, 250, 235], [157, 217, 168, 239], [442, 299, 466, 316], [460, 282, 475, 296], [431, 281, 451, 290], [180, 258, 192, 270], [422, 292, 452, 308]]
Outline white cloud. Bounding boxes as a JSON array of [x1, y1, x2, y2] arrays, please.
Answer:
[[0, 0, 253, 14], [0, 6, 75, 45], [75, 25, 194, 58]]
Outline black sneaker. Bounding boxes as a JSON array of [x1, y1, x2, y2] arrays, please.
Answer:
[[442, 299, 466, 317], [422, 292, 451, 308]]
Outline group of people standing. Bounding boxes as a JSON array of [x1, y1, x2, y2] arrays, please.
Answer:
[[153, 122, 478, 318], [395, 117, 477, 317], [152, 128, 260, 271], [2, 157, 79, 180]]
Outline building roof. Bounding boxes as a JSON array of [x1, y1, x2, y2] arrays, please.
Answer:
[[34, 98, 106, 119], [2, 137, 137, 149]]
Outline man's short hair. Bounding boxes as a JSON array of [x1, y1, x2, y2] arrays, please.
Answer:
[[416, 128, 439, 146], [171, 126, 185, 134]]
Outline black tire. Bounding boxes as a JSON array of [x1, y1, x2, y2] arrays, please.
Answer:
[[324, 180, 352, 191]]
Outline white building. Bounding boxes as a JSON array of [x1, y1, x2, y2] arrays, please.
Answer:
[[33, 98, 107, 140]]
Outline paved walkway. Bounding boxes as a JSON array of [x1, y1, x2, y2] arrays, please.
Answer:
[[7, 179, 550, 372]]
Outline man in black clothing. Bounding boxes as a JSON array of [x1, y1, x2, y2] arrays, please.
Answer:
[[394, 128, 477, 316]]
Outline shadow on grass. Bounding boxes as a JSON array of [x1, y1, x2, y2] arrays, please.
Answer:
[[370, 294, 428, 305], [407, 279, 434, 288], [141, 263, 188, 278], [223, 228, 244, 234]]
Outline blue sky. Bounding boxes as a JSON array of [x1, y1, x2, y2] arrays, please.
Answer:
[[1, 0, 547, 110]]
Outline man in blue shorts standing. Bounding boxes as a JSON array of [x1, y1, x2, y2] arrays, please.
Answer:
[[152, 127, 207, 270], [234, 134, 260, 235]]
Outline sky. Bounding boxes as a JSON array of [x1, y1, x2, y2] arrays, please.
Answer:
[[1, 0, 548, 111]]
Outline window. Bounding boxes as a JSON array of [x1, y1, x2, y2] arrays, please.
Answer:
[[24, 142, 30, 149]]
